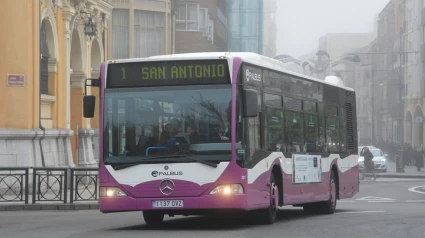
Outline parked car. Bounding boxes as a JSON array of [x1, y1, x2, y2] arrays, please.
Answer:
[[358, 148, 388, 173]]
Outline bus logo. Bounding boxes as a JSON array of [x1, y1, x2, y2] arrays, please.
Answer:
[[245, 69, 262, 82], [159, 179, 175, 195], [152, 171, 158, 177]]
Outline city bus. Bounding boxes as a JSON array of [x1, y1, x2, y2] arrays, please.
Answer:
[[83, 52, 359, 225]]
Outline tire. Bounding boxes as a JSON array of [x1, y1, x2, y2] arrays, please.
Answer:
[[258, 173, 279, 224], [319, 171, 337, 214], [143, 211, 164, 225]]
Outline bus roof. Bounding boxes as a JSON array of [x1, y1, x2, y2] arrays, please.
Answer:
[[109, 52, 354, 91]]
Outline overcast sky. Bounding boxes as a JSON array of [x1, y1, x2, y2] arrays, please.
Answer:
[[275, 0, 390, 58]]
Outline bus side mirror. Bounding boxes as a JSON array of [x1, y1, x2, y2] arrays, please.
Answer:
[[83, 95, 96, 118], [243, 89, 258, 118], [83, 77, 100, 118]]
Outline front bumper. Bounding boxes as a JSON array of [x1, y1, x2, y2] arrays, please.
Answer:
[[99, 194, 248, 213]]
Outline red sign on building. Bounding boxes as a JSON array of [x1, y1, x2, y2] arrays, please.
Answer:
[[7, 74, 25, 86]]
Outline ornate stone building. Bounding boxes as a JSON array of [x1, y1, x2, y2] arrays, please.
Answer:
[[0, 0, 113, 168]]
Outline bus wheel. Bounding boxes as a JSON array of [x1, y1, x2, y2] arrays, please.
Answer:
[[320, 171, 337, 214], [143, 211, 164, 225], [259, 173, 278, 224]]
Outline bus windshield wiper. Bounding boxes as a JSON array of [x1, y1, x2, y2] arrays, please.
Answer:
[[112, 155, 217, 170]]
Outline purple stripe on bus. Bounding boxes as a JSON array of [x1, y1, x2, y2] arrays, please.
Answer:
[[231, 57, 243, 162], [99, 62, 108, 182]]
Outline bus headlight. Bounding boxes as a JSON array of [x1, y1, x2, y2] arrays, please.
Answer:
[[209, 184, 244, 195], [99, 187, 127, 197]]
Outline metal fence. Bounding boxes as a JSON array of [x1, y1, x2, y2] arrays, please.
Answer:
[[0, 167, 98, 204]]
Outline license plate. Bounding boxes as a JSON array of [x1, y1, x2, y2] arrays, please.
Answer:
[[152, 200, 184, 208]]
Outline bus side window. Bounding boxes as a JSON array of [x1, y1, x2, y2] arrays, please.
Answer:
[[318, 104, 326, 153], [305, 114, 319, 152], [284, 111, 305, 152], [265, 108, 284, 152], [245, 88, 263, 164], [246, 115, 261, 161], [326, 117, 339, 153]]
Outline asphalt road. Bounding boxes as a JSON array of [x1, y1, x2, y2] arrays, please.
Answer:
[[1, 178, 424, 238]]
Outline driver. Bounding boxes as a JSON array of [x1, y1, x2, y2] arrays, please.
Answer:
[[159, 118, 181, 146], [220, 121, 231, 141]]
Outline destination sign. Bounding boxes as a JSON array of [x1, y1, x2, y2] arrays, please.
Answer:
[[106, 59, 230, 88]]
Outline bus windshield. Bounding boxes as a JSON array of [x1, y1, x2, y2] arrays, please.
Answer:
[[103, 85, 234, 164]]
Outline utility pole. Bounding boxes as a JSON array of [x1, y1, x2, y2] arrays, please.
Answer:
[[371, 45, 375, 144], [399, 27, 404, 147]]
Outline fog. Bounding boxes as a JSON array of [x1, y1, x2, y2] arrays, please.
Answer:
[[276, 0, 390, 58]]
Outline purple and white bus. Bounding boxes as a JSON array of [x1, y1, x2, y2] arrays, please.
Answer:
[[83, 52, 359, 225]]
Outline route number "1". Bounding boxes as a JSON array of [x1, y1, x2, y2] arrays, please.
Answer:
[[121, 67, 126, 80]]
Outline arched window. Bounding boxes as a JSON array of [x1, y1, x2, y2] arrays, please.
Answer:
[[40, 20, 50, 95]]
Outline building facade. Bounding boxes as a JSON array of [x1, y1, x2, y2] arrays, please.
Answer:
[[227, 0, 263, 54], [341, 1, 406, 146], [342, 43, 376, 145], [0, 0, 112, 168], [262, 0, 277, 57], [403, 0, 425, 148], [174, 0, 228, 53], [108, 0, 173, 59], [341, 0, 425, 148]]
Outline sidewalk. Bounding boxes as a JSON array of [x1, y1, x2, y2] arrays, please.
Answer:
[[0, 202, 99, 211], [365, 161, 425, 179]]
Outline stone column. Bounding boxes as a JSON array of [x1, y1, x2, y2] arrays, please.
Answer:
[[61, 7, 78, 169], [129, 1, 134, 58], [85, 37, 91, 129], [62, 7, 74, 130]]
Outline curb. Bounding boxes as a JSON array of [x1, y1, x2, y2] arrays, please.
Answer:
[[0, 203, 99, 211]]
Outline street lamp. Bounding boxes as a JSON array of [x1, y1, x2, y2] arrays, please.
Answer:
[[77, 11, 98, 40], [84, 16, 97, 39]]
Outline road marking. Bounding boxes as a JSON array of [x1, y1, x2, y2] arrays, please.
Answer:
[[340, 199, 425, 203], [371, 178, 424, 182], [367, 201, 394, 203], [356, 196, 396, 201], [408, 186, 425, 195], [406, 200, 425, 203], [337, 211, 386, 214]]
